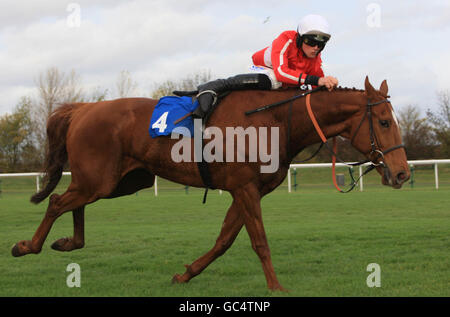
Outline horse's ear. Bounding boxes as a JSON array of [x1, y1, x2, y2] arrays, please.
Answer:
[[379, 80, 388, 96], [364, 76, 376, 96]]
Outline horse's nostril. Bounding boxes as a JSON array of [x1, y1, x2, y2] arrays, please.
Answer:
[[396, 171, 409, 183]]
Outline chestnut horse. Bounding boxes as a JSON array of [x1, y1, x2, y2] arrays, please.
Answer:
[[12, 77, 409, 291]]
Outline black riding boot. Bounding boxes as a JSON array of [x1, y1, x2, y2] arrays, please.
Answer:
[[192, 73, 272, 119]]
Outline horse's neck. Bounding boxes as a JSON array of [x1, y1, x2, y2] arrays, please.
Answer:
[[290, 90, 366, 155]]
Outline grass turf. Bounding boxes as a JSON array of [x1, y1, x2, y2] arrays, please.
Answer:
[[0, 178, 449, 297]]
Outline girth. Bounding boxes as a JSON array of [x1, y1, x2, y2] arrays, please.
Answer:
[[196, 127, 215, 204]]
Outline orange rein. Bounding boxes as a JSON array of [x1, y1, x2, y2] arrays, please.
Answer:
[[305, 93, 343, 192]]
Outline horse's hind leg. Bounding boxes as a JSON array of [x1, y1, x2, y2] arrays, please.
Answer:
[[51, 206, 85, 252], [12, 189, 90, 257], [172, 198, 244, 284]]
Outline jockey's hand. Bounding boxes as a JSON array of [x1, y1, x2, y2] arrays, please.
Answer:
[[318, 76, 339, 91]]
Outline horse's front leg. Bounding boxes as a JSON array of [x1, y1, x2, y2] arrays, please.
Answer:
[[51, 206, 85, 252], [237, 184, 287, 292], [172, 198, 244, 284]]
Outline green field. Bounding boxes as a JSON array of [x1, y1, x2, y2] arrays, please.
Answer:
[[0, 166, 449, 297]]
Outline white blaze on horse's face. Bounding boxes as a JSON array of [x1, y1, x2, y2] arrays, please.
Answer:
[[390, 104, 400, 128]]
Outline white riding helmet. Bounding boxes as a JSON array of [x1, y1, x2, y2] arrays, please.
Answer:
[[297, 14, 331, 40]]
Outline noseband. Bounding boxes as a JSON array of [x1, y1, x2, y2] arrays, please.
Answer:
[[350, 98, 405, 168]]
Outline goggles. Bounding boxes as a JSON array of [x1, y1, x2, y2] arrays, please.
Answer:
[[303, 34, 329, 49]]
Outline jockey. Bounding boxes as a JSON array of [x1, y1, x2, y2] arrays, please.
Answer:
[[252, 14, 338, 91], [191, 14, 338, 119]]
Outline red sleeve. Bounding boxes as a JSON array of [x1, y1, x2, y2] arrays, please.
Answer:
[[270, 33, 301, 85], [252, 48, 266, 66], [313, 55, 325, 78]]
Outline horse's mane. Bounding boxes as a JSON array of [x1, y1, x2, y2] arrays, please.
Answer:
[[333, 86, 365, 93], [283, 86, 364, 93]]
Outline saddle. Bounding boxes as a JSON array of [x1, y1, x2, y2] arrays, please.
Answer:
[[171, 73, 272, 202], [174, 73, 272, 122]]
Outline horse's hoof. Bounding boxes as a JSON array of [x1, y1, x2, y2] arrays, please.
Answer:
[[11, 243, 22, 257], [51, 237, 69, 251], [172, 274, 182, 284], [11, 240, 33, 257], [172, 274, 188, 284], [270, 285, 289, 292], [51, 237, 83, 252]]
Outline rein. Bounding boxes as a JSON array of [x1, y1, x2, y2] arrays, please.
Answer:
[[305, 93, 369, 192], [244, 86, 324, 115], [246, 86, 325, 162]]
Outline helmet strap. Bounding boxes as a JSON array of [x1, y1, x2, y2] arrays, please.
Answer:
[[296, 32, 303, 49], [296, 33, 309, 57]]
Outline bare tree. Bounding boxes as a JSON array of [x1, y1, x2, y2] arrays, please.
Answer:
[[115, 70, 138, 98], [35, 67, 83, 117], [60, 69, 84, 103], [399, 105, 436, 159], [84, 86, 109, 102], [427, 91, 450, 157], [150, 80, 177, 99], [33, 67, 84, 161], [150, 69, 212, 99]]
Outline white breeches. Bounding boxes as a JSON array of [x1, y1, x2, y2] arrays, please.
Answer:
[[248, 65, 283, 89]]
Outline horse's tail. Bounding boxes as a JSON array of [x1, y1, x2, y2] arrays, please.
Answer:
[[30, 104, 78, 204]]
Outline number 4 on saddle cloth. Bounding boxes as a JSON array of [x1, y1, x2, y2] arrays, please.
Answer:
[[148, 94, 215, 200], [149, 96, 199, 138], [149, 73, 273, 139]]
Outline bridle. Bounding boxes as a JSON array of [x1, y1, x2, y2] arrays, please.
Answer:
[[245, 86, 406, 193], [305, 93, 405, 192], [349, 98, 405, 168]]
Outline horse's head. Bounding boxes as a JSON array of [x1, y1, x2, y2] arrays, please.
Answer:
[[349, 76, 410, 188]]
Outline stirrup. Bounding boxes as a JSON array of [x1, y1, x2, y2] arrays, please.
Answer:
[[196, 90, 218, 106]]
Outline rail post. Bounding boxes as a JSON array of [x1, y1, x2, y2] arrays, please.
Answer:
[[359, 165, 364, 191], [36, 175, 40, 192], [409, 165, 415, 188], [434, 163, 439, 190], [292, 168, 298, 191], [287, 168, 292, 193]]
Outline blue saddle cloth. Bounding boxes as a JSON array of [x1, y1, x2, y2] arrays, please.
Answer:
[[149, 96, 199, 138]]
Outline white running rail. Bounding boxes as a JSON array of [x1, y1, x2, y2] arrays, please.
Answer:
[[287, 159, 450, 192], [1, 160, 449, 194]]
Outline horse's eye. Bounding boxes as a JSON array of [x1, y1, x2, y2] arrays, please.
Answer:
[[379, 120, 390, 128]]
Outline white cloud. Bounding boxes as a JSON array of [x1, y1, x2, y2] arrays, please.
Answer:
[[0, 0, 449, 115]]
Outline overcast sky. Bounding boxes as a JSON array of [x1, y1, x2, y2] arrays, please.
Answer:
[[0, 0, 449, 115]]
